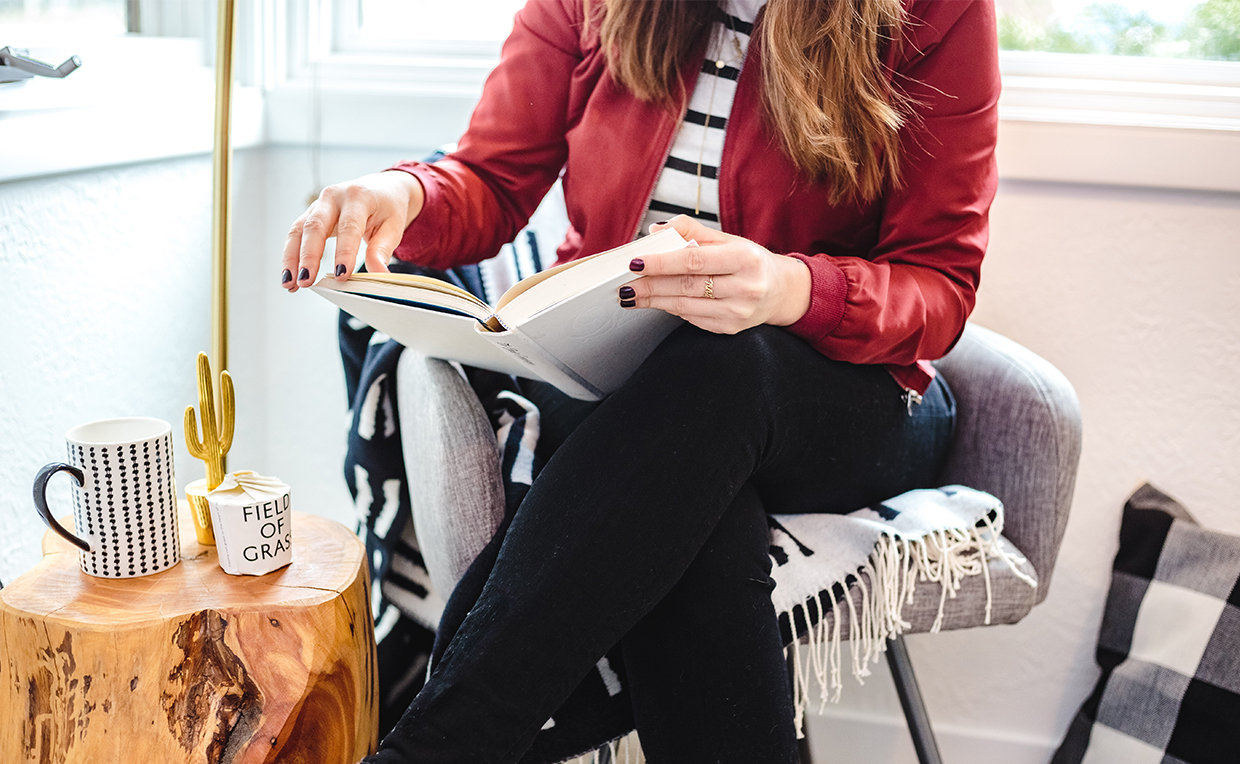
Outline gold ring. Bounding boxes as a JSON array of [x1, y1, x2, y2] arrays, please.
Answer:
[[704, 275, 715, 299]]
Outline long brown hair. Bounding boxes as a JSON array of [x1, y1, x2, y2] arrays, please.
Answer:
[[595, 0, 908, 203]]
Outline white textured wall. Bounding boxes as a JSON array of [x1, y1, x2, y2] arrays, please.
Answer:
[[806, 180, 1240, 762], [0, 158, 212, 585], [0, 147, 419, 586], [228, 146, 434, 537]]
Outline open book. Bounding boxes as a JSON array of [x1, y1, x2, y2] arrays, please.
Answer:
[[311, 228, 691, 400]]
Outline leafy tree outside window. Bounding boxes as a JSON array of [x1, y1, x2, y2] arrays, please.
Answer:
[[996, 0, 1240, 60]]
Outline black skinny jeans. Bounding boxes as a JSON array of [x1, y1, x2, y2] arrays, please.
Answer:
[[367, 324, 955, 764]]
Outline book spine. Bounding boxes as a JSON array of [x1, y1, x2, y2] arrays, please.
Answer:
[[482, 329, 605, 401]]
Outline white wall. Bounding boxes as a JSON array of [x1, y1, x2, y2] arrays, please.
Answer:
[[227, 145, 436, 536], [0, 157, 213, 585], [805, 180, 1240, 762]]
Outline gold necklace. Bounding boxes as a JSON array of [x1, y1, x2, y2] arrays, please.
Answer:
[[716, 9, 746, 70], [694, 9, 745, 216]]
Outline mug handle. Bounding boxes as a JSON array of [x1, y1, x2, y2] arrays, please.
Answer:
[[33, 463, 91, 552]]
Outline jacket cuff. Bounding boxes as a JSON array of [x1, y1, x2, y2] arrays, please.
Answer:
[[386, 162, 439, 262], [786, 253, 848, 343], [885, 360, 937, 396]]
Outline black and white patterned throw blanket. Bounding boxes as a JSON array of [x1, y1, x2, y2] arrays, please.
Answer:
[[343, 251, 640, 763]]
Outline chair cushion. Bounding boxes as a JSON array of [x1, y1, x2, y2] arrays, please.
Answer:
[[1052, 484, 1240, 764]]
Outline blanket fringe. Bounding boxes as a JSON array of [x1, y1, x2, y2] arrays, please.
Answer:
[[782, 510, 1035, 738], [560, 730, 637, 764]]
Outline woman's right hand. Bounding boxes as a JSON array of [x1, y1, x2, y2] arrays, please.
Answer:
[[280, 170, 425, 292]]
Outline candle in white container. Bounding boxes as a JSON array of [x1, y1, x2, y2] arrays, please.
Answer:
[[207, 471, 293, 575]]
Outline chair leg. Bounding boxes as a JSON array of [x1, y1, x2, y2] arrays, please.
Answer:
[[787, 650, 815, 764], [885, 635, 944, 764]]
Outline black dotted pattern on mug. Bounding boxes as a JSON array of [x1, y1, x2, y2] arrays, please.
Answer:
[[126, 443, 138, 575], [103, 448, 114, 573], [70, 444, 101, 577], [142, 441, 153, 574], [160, 433, 179, 568], [157, 429, 169, 568], [69, 434, 180, 578]]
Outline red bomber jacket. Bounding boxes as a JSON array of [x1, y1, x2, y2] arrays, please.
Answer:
[[391, 0, 1000, 395]]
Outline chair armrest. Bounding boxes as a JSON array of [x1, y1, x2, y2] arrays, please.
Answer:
[[934, 324, 1083, 604]]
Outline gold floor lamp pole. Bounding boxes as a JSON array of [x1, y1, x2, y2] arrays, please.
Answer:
[[183, 0, 237, 546], [211, 0, 235, 471]]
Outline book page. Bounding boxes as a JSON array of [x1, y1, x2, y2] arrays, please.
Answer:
[[346, 272, 487, 308], [314, 275, 492, 321], [516, 278, 684, 394], [491, 250, 605, 312], [496, 228, 689, 325]]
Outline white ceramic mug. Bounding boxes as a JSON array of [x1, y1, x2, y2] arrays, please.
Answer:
[[33, 417, 181, 578]]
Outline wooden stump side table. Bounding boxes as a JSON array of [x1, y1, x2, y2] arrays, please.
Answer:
[[0, 504, 378, 764]]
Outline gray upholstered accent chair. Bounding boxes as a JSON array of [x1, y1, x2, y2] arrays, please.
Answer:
[[395, 322, 1082, 764]]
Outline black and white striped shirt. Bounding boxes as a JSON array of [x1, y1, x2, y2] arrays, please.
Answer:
[[639, 0, 765, 235]]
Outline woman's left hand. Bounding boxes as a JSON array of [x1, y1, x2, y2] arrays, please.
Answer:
[[621, 216, 812, 335]]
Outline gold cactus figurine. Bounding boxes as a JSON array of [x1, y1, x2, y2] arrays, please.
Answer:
[[183, 352, 235, 545]]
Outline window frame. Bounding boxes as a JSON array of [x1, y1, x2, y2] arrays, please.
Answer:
[[999, 50, 1240, 131], [4, 0, 1238, 191], [305, 0, 1240, 126], [0, 0, 266, 183], [272, 0, 1240, 192], [330, 0, 519, 57]]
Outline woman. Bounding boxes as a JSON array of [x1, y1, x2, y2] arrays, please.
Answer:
[[283, 0, 998, 761]]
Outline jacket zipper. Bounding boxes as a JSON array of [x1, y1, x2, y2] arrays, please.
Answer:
[[629, 58, 700, 241], [717, 4, 765, 233], [630, 100, 690, 241], [632, 3, 766, 239]]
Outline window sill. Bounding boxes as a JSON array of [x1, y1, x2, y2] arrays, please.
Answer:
[[6, 43, 1239, 194], [997, 121, 1239, 193], [0, 38, 264, 184], [997, 53, 1240, 193], [261, 87, 1240, 195]]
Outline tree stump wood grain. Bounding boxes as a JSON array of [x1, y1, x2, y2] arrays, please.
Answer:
[[0, 504, 377, 764]]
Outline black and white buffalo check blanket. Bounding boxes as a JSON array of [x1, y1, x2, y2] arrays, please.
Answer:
[[340, 241, 1027, 763], [1053, 484, 1240, 764]]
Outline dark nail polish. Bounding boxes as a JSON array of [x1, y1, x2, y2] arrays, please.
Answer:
[[629, 258, 644, 272], [298, 267, 310, 282], [281, 269, 292, 285], [335, 263, 347, 277], [654, 220, 669, 225], [620, 299, 636, 308], [618, 286, 635, 299]]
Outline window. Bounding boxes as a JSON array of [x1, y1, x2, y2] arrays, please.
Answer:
[[0, 0, 262, 182], [265, 0, 529, 149], [993, 3, 1240, 192], [995, 0, 1240, 61], [338, 0, 526, 52], [0, 0, 128, 37], [993, 0, 1240, 139], [290, 0, 527, 89]]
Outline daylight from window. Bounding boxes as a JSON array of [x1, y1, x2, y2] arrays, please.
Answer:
[[0, 0, 126, 36], [996, 0, 1240, 59], [357, 0, 527, 43]]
